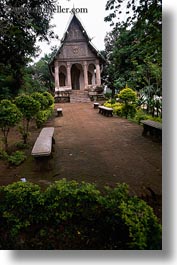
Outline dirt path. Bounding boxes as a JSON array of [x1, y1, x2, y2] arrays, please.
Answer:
[[52, 103, 162, 196], [0, 102, 162, 198]]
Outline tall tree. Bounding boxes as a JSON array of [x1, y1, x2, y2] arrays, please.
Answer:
[[0, 0, 57, 96], [104, 0, 162, 97], [21, 46, 57, 94]]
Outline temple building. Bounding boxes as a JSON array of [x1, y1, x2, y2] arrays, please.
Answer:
[[49, 14, 105, 102]]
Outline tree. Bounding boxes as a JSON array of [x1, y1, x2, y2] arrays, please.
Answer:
[[0, 99, 22, 151], [31, 92, 49, 110], [31, 47, 57, 92], [118, 87, 137, 119], [104, 0, 162, 97], [20, 47, 57, 94], [15, 95, 40, 144], [0, 0, 57, 96]]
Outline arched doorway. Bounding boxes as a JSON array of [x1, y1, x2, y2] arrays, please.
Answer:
[[88, 64, 96, 86], [59, 65, 67, 87], [71, 64, 84, 90], [59, 73, 66, 86]]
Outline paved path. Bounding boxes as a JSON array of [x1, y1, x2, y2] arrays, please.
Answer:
[[50, 102, 162, 196]]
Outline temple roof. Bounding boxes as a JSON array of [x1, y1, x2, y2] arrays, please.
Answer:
[[50, 13, 105, 64]]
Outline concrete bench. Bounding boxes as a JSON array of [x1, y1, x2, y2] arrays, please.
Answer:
[[31, 127, 55, 157], [98, 106, 113, 117], [93, 102, 99, 109], [56, 108, 63, 117], [141, 120, 162, 140]]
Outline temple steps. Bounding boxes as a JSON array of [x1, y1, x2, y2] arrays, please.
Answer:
[[70, 90, 91, 103]]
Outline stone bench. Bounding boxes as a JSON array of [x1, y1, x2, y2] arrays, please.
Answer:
[[93, 102, 99, 109], [31, 127, 55, 158], [98, 106, 113, 117], [56, 108, 63, 117], [141, 120, 162, 140]]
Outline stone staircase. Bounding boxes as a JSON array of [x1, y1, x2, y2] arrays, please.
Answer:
[[70, 90, 91, 103]]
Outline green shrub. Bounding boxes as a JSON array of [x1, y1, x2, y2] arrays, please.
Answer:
[[121, 103, 137, 119], [7, 151, 27, 166], [134, 109, 162, 124], [45, 179, 100, 223], [113, 103, 124, 116], [15, 142, 29, 150], [15, 94, 41, 144], [104, 102, 124, 116], [0, 99, 22, 151], [31, 92, 48, 110], [104, 102, 112, 108], [0, 182, 43, 245], [0, 148, 8, 160], [134, 109, 148, 124], [119, 197, 161, 249], [0, 180, 162, 250], [35, 104, 54, 128], [117, 87, 137, 119], [42, 91, 54, 107]]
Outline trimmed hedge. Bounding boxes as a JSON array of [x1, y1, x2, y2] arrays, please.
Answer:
[[0, 179, 162, 250]]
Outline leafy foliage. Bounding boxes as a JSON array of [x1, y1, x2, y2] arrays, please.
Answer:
[[0, 179, 162, 249], [133, 108, 162, 124], [7, 151, 27, 166], [103, 0, 162, 104], [33, 91, 54, 128], [43, 91, 54, 107], [0, 99, 22, 151], [15, 95, 41, 143], [118, 88, 137, 102], [20, 47, 57, 94], [28, 47, 57, 92], [35, 105, 54, 128], [31, 92, 49, 110], [0, 0, 57, 95], [118, 87, 137, 118]]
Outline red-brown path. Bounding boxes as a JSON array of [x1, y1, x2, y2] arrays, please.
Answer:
[[48, 102, 162, 196]]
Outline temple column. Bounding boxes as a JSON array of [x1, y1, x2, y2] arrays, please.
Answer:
[[54, 61, 59, 89], [83, 61, 88, 90], [96, 60, 101, 86], [67, 62, 72, 88]]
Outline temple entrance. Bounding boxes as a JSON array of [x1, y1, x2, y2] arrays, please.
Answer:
[[88, 64, 96, 86], [59, 73, 66, 86], [71, 64, 84, 90], [59, 65, 67, 87]]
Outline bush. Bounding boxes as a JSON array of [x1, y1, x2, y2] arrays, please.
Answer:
[[31, 92, 49, 110], [0, 99, 22, 151], [134, 109, 148, 124], [42, 91, 54, 107], [134, 109, 162, 124], [115, 104, 123, 116], [15, 95, 41, 143], [121, 103, 137, 119], [117, 87, 137, 119], [0, 148, 8, 160], [35, 104, 54, 128], [104, 101, 124, 116], [0, 180, 162, 250], [0, 182, 43, 246], [7, 151, 27, 166], [15, 142, 29, 150]]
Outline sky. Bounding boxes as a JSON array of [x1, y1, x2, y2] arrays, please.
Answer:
[[36, 0, 112, 60]]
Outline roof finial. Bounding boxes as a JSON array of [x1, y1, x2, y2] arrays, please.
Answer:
[[72, 2, 75, 15]]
